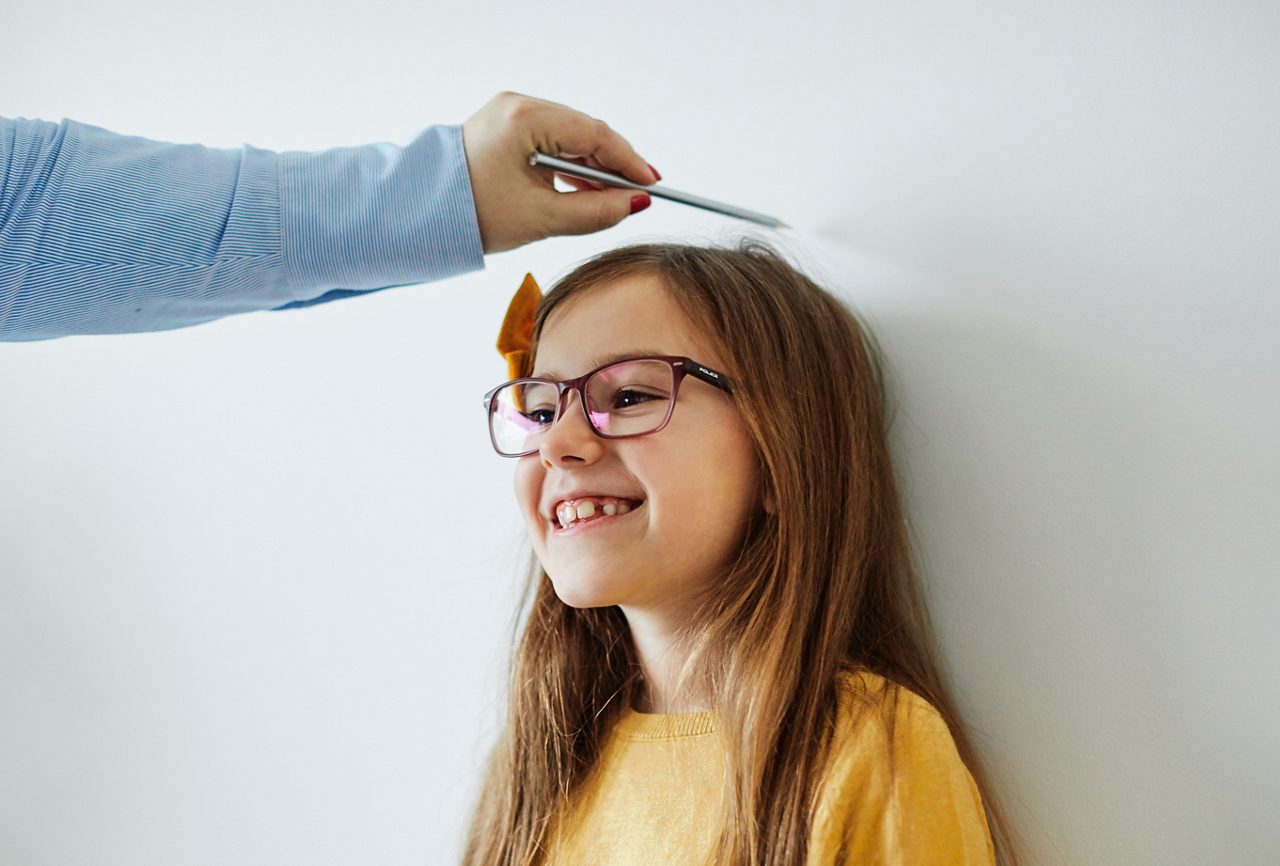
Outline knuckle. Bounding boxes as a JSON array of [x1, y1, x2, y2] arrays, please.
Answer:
[[594, 200, 618, 232], [504, 97, 537, 127], [488, 91, 517, 114]]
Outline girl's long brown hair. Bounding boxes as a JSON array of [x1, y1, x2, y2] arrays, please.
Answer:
[[461, 239, 1024, 866]]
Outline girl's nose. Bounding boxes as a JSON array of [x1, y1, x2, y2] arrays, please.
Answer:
[[538, 389, 604, 467]]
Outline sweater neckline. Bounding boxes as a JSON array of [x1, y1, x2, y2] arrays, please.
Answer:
[[613, 704, 719, 739]]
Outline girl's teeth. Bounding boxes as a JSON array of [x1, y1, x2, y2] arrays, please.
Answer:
[[555, 498, 638, 529]]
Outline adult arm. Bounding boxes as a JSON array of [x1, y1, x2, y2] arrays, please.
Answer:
[[0, 116, 484, 341], [0, 92, 661, 341]]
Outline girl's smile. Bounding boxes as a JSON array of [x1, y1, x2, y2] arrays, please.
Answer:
[[550, 500, 646, 537]]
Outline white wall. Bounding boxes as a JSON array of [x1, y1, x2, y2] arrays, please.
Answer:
[[2, 1, 1277, 863]]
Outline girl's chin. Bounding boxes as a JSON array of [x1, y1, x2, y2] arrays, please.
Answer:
[[550, 589, 619, 610], [545, 572, 626, 609]]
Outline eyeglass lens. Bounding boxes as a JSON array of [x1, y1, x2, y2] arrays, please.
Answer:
[[490, 359, 675, 455]]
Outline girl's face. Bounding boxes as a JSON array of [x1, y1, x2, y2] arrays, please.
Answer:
[[514, 274, 764, 617]]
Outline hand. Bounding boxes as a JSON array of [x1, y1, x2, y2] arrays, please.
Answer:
[[461, 91, 660, 254]]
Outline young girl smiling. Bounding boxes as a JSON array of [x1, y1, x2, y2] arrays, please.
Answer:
[[465, 240, 1022, 865]]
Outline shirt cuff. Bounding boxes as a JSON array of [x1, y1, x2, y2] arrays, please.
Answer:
[[278, 123, 484, 303]]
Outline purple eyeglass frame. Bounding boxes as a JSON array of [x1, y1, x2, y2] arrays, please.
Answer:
[[481, 354, 735, 458]]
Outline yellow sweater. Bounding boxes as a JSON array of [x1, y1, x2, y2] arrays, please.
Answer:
[[544, 669, 995, 865]]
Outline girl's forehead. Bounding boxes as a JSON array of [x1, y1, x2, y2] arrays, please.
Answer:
[[546, 275, 668, 325], [534, 277, 717, 376]]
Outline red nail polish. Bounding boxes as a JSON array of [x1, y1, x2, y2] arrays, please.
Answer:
[[646, 163, 662, 181], [630, 194, 651, 215]]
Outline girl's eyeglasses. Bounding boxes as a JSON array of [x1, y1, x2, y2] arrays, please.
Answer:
[[482, 355, 734, 458]]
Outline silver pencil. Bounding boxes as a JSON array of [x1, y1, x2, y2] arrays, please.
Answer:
[[529, 152, 789, 229]]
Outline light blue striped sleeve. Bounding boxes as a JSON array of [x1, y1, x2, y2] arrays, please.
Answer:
[[0, 117, 485, 341]]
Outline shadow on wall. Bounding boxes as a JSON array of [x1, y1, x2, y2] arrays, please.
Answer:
[[864, 297, 1273, 865]]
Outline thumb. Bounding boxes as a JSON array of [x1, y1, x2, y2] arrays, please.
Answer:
[[543, 188, 652, 237]]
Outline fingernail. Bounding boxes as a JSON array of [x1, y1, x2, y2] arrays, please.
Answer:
[[630, 194, 652, 215], [646, 163, 662, 182]]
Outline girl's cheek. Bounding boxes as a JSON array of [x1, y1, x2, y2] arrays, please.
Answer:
[[513, 463, 546, 535]]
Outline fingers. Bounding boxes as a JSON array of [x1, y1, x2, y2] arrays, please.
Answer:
[[533, 153, 608, 191], [540, 187, 650, 238], [528, 103, 659, 186], [461, 91, 660, 253]]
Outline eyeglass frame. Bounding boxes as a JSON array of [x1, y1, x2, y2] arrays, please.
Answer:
[[481, 354, 735, 458]]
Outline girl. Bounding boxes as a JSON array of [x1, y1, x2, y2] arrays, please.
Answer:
[[464, 239, 1023, 865]]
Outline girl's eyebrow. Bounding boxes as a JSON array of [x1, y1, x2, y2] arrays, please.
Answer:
[[533, 348, 670, 380]]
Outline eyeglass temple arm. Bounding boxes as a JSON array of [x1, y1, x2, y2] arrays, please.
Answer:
[[686, 362, 734, 394]]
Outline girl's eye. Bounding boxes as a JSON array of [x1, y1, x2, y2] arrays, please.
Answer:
[[612, 388, 662, 409], [525, 408, 555, 424]]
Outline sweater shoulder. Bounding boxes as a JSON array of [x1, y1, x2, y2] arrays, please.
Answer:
[[831, 666, 944, 730], [814, 667, 996, 864], [827, 666, 961, 776]]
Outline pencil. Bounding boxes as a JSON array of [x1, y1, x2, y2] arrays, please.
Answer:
[[529, 152, 789, 229]]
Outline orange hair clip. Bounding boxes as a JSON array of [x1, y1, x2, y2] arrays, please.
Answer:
[[496, 272, 543, 380]]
